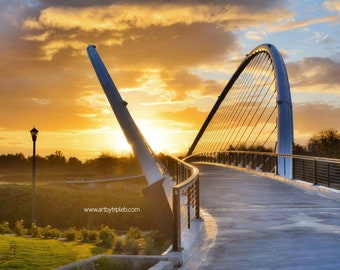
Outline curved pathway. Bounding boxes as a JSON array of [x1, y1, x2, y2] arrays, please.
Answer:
[[182, 164, 340, 270]]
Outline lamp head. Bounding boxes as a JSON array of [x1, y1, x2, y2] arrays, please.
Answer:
[[30, 127, 38, 141]]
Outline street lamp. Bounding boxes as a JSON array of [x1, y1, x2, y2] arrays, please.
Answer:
[[30, 126, 38, 224]]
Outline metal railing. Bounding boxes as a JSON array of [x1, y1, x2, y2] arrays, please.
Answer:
[[161, 155, 200, 252], [292, 156, 340, 189], [185, 151, 340, 190]]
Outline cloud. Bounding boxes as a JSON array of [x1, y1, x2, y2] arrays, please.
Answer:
[[156, 106, 207, 130], [269, 15, 339, 32], [1, 0, 339, 157], [20, 2, 292, 60], [287, 57, 340, 93], [160, 70, 224, 101], [323, 0, 340, 14], [294, 103, 340, 135], [23, 2, 290, 32], [245, 30, 267, 41]]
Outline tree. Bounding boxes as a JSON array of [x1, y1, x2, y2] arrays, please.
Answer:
[[95, 153, 119, 175], [67, 156, 83, 172], [307, 129, 340, 158], [293, 143, 309, 155], [46, 151, 67, 170], [0, 153, 28, 172]]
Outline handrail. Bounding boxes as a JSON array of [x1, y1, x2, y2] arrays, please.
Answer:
[[162, 155, 200, 252], [185, 151, 340, 190], [187, 150, 340, 164]]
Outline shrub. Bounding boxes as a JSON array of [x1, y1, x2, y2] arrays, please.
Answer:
[[124, 238, 140, 255], [42, 225, 61, 239], [14, 220, 27, 236], [88, 230, 98, 243], [64, 227, 77, 241], [81, 228, 90, 242], [99, 225, 116, 248], [95, 257, 135, 270], [144, 230, 170, 255], [113, 237, 123, 253], [31, 223, 43, 238], [81, 228, 98, 243], [0, 221, 12, 234], [126, 226, 142, 239]]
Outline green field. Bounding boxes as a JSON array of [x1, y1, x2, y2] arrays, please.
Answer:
[[0, 175, 155, 231], [0, 173, 167, 269], [0, 234, 110, 270]]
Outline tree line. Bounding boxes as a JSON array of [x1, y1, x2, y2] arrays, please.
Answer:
[[0, 129, 339, 174], [0, 151, 141, 175], [293, 129, 340, 159]]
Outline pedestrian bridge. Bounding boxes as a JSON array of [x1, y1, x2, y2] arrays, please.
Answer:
[[180, 163, 340, 269], [85, 43, 340, 269]]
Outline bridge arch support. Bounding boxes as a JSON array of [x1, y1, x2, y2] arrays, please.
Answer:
[[187, 44, 293, 178]]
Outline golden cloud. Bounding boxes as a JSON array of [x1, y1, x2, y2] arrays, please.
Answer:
[[21, 2, 292, 60], [294, 103, 340, 135], [156, 106, 208, 130], [287, 57, 340, 93], [324, 0, 340, 13], [269, 15, 339, 33], [22, 3, 291, 32]]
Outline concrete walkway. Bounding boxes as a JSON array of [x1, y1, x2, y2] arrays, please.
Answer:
[[181, 164, 340, 270]]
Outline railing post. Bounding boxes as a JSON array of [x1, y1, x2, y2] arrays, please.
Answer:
[[284, 156, 286, 176], [327, 163, 330, 187], [302, 159, 305, 180], [262, 154, 265, 172], [313, 159, 317, 185], [195, 175, 200, 219], [292, 156, 295, 179], [187, 187, 191, 229], [172, 188, 181, 252], [275, 154, 278, 175]]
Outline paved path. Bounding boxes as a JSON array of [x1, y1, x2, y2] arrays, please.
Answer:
[[181, 164, 340, 270]]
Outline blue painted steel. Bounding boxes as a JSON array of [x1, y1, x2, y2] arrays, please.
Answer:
[[263, 44, 293, 178]]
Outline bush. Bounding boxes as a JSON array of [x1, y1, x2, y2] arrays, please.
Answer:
[[80, 228, 90, 242], [126, 226, 142, 239], [81, 228, 98, 243], [113, 237, 123, 253], [144, 230, 170, 255], [42, 225, 60, 239], [14, 220, 27, 236], [31, 223, 43, 238], [94, 257, 136, 270], [64, 227, 77, 241], [99, 225, 116, 248], [88, 230, 99, 243], [124, 238, 140, 255], [0, 221, 12, 234]]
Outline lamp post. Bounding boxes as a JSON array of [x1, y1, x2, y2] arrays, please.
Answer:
[[30, 126, 38, 224]]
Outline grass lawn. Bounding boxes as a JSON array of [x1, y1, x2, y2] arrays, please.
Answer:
[[0, 234, 110, 270], [0, 177, 155, 231]]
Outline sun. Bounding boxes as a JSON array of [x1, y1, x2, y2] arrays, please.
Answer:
[[141, 128, 167, 154], [103, 125, 167, 155]]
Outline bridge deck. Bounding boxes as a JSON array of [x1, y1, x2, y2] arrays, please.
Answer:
[[181, 164, 340, 270]]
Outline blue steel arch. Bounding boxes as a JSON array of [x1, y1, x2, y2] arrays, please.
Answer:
[[187, 44, 293, 178]]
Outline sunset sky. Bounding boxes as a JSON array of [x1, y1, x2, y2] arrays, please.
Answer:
[[1, 0, 339, 160]]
